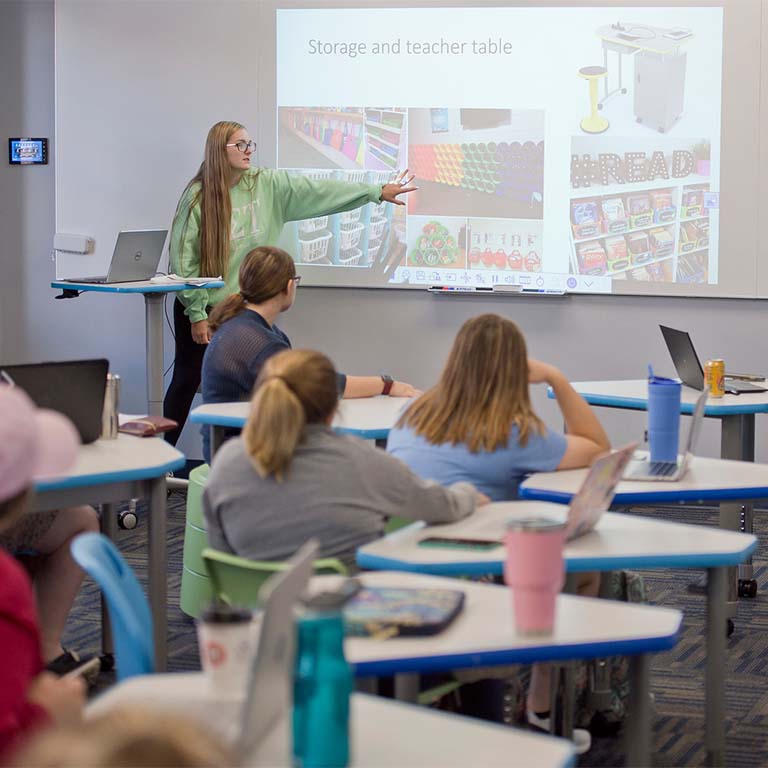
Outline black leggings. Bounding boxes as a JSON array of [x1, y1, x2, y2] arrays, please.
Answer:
[[163, 298, 208, 446]]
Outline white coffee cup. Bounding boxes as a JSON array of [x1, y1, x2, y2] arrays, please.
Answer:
[[197, 604, 261, 698]]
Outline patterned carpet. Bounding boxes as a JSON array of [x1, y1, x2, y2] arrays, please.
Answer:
[[63, 496, 768, 767]]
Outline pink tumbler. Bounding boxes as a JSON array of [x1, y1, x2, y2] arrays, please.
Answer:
[[503, 518, 566, 636]]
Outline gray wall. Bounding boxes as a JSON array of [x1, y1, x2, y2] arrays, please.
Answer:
[[3, 0, 767, 461]]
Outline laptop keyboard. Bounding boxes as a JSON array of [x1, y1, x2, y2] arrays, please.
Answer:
[[647, 461, 678, 477]]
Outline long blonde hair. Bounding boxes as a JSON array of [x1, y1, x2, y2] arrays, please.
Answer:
[[186, 120, 245, 278], [244, 350, 339, 480], [398, 314, 544, 452]]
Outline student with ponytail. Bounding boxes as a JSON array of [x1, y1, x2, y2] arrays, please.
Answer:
[[199, 245, 418, 462], [163, 120, 416, 445], [202, 350, 486, 567]]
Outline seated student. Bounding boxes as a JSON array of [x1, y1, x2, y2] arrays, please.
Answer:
[[203, 349, 485, 567], [0, 387, 86, 758], [386, 313, 610, 500], [386, 314, 610, 752], [200, 245, 417, 463]]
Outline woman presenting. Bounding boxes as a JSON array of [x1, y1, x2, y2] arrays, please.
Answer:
[[163, 120, 416, 444]]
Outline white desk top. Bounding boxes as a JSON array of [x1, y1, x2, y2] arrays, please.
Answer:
[[32, 434, 185, 492], [520, 454, 768, 506], [89, 686, 574, 768], [563, 380, 768, 416], [597, 22, 692, 55], [51, 279, 224, 294], [356, 505, 757, 577], [326, 571, 680, 676], [191, 396, 411, 440]]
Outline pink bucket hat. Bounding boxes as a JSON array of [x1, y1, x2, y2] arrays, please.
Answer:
[[0, 385, 80, 503]]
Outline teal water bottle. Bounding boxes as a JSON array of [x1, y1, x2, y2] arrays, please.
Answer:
[[293, 588, 356, 768]]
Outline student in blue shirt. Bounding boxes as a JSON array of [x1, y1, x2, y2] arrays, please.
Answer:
[[386, 313, 610, 501], [386, 313, 610, 751], [200, 245, 417, 462]]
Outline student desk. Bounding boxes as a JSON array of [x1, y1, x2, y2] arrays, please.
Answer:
[[357, 506, 755, 767], [90, 570, 680, 767], [89, 686, 576, 768], [190, 395, 410, 455], [557, 379, 768, 591], [30, 434, 185, 671], [51, 280, 223, 416]]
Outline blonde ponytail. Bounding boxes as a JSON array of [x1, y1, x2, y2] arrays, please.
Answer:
[[243, 349, 340, 481]]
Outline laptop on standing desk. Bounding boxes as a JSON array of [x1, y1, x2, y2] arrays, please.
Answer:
[[623, 390, 707, 481], [660, 325, 767, 394], [64, 229, 167, 284]]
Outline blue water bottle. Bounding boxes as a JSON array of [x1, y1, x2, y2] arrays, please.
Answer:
[[293, 583, 358, 768]]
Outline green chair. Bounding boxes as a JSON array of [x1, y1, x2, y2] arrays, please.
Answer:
[[202, 547, 348, 609], [180, 464, 212, 617]]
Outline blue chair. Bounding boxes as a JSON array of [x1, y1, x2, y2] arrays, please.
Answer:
[[70, 533, 154, 680]]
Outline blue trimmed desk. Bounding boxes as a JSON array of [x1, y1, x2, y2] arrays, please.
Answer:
[[90, 570, 681, 768], [51, 280, 223, 416], [558, 379, 768, 592], [190, 396, 411, 455], [90, 686, 576, 768], [356, 505, 756, 767], [31, 434, 185, 671]]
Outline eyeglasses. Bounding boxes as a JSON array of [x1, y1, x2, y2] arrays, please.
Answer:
[[292, 275, 302, 285], [226, 140, 256, 153]]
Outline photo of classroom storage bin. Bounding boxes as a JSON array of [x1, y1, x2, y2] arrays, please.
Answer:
[[279, 107, 366, 170], [467, 218, 543, 273], [283, 169, 395, 268], [364, 108, 407, 172], [676, 183, 710, 283], [406, 216, 466, 269], [406, 108, 544, 219]]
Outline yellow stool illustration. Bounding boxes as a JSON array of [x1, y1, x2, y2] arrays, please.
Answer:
[[578, 66, 610, 134]]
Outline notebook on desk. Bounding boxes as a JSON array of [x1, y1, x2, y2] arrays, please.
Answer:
[[660, 325, 767, 394], [623, 390, 707, 482], [63, 229, 167, 284]]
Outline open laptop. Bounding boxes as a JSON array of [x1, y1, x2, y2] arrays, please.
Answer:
[[564, 443, 637, 540], [660, 325, 767, 394], [623, 390, 707, 481], [64, 229, 167, 284], [0, 359, 108, 443]]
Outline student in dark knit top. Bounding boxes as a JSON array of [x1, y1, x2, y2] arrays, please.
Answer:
[[200, 246, 417, 462]]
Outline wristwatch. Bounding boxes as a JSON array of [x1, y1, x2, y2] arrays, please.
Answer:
[[380, 374, 394, 396]]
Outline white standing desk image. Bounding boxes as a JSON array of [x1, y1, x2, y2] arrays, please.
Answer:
[[357, 505, 755, 767], [51, 280, 223, 416], [31, 434, 185, 671]]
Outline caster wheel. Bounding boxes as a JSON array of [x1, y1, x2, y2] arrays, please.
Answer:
[[118, 510, 138, 530], [621, 88, 627, 94], [598, 103, 603, 111], [738, 579, 758, 599], [658, 128, 665, 133], [727, 619, 735, 637], [636, 117, 643, 123]]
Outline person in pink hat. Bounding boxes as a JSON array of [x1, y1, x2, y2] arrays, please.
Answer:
[[0, 387, 91, 756]]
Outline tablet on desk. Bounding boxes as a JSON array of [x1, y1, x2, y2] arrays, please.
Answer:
[[418, 536, 502, 551]]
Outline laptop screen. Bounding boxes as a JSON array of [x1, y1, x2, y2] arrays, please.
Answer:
[[659, 325, 705, 390]]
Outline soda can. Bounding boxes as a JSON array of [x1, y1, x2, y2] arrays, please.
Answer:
[[704, 359, 725, 398], [101, 373, 121, 439]]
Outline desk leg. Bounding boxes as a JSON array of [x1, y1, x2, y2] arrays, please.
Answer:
[[144, 293, 165, 418], [706, 566, 727, 767], [211, 425, 225, 459], [394, 673, 419, 703], [148, 476, 168, 671], [626, 654, 650, 768], [99, 503, 117, 656]]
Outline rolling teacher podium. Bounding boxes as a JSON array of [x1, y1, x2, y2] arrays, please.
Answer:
[[51, 280, 223, 416]]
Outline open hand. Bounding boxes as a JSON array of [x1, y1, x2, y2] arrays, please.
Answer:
[[380, 169, 418, 206]]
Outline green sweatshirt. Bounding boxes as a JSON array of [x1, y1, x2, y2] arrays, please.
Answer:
[[170, 168, 383, 323]]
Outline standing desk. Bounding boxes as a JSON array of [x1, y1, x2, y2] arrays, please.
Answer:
[[190, 395, 410, 455], [556, 379, 768, 593], [356, 505, 755, 767], [51, 280, 223, 416], [90, 687, 576, 768], [31, 434, 185, 671], [90, 570, 681, 768]]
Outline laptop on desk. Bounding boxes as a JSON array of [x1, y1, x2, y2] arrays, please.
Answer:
[[623, 390, 707, 482], [0, 359, 108, 443], [64, 229, 167, 284], [660, 325, 767, 394]]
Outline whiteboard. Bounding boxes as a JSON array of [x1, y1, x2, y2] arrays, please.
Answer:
[[56, 0, 765, 299]]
